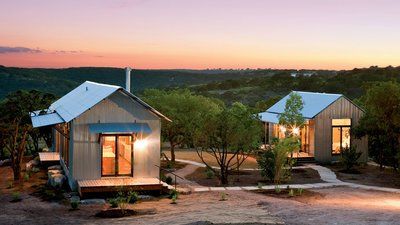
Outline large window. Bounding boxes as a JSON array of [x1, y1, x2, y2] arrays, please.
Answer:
[[332, 119, 351, 155], [101, 134, 133, 176]]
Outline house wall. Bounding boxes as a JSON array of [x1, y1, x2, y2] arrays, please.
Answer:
[[69, 90, 161, 184], [314, 97, 368, 163]]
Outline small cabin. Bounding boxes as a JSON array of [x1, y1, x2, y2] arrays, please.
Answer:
[[30, 81, 170, 196], [258, 91, 368, 163]]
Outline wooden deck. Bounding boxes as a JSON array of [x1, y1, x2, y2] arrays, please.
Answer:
[[38, 152, 60, 162], [77, 177, 164, 196]]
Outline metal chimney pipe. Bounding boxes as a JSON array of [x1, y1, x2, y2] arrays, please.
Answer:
[[125, 67, 132, 92]]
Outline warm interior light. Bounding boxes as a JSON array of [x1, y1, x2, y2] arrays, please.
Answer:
[[279, 125, 286, 133], [134, 139, 148, 149], [292, 127, 300, 135]]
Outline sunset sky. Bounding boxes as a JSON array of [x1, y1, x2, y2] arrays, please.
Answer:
[[0, 0, 399, 69]]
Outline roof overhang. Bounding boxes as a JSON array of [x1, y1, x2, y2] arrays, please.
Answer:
[[30, 110, 65, 128], [88, 123, 152, 134]]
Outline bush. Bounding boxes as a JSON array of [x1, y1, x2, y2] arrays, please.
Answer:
[[171, 194, 177, 204], [297, 188, 304, 196], [127, 191, 139, 204], [340, 146, 362, 171], [70, 200, 79, 210], [274, 185, 281, 194], [31, 167, 40, 173], [160, 173, 167, 182], [165, 176, 173, 185], [220, 192, 227, 201], [205, 167, 215, 179], [257, 138, 297, 184], [288, 189, 294, 197], [169, 189, 179, 199], [108, 198, 119, 208], [23, 173, 30, 181], [11, 191, 21, 202]]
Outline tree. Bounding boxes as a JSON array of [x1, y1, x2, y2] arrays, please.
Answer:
[[354, 81, 400, 170], [141, 89, 222, 162], [194, 102, 262, 185], [0, 90, 56, 181], [278, 92, 305, 132]]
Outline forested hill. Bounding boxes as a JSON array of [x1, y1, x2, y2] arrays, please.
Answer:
[[0, 66, 332, 99], [192, 66, 400, 106]]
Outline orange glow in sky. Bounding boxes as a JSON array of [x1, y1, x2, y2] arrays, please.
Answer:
[[0, 0, 399, 69]]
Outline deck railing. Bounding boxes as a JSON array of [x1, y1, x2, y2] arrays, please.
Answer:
[[155, 164, 185, 190]]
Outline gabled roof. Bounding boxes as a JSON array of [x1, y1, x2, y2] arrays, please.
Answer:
[[30, 81, 171, 128], [259, 91, 343, 123]]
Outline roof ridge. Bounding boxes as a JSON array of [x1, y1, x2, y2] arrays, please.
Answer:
[[292, 90, 342, 96]]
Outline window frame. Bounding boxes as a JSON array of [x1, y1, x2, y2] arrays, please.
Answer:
[[331, 119, 352, 156], [100, 133, 134, 177]]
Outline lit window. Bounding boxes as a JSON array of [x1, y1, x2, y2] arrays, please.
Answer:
[[332, 119, 351, 155]]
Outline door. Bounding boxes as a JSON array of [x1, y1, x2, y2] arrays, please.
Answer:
[[101, 134, 133, 176]]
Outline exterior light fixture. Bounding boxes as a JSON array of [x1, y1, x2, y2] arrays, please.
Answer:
[[292, 127, 300, 136], [279, 125, 286, 134], [135, 139, 148, 149]]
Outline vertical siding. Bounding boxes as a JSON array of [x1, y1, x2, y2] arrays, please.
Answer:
[[71, 90, 161, 181], [314, 97, 368, 163]]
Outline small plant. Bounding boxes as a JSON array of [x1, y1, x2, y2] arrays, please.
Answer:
[[205, 167, 215, 179], [70, 200, 79, 210], [31, 167, 40, 173], [23, 173, 30, 181], [165, 176, 173, 185], [7, 181, 13, 189], [257, 182, 263, 189], [169, 188, 179, 199], [274, 185, 281, 194], [108, 198, 119, 208], [288, 189, 294, 197], [166, 161, 173, 169], [171, 194, 177, 204], [11, 191, 22, 202], [220, 192, 227, 201], [160, 173, 167, 182], [340, 146, 362, 172], [297, 188, 304, 196], [127, 190, 139, 203]]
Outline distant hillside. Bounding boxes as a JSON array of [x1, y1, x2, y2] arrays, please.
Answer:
[[192, 66, 400, 106], [0, 66, 333, 99]]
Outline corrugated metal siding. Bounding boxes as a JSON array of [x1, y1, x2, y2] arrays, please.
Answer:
[[314, 97, 368, 162], [71, 90, 161, 181]]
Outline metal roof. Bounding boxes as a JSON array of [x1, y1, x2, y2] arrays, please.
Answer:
[[30, 111, 65, 128], [259, 91, 342, 123], [30, 81, 171, 128], [88, 123, 152, 134]]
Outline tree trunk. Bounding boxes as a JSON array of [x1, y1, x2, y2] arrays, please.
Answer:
[[13, 162, 21, 181], [170, 142, 176, 162], [220, 167, 229, 185]]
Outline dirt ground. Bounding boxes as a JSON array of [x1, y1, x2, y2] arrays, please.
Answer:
[[2, 185, 400, 224], [162, 149, 259, 169], [186, 167, 323, 187], [326, 163, 400, 188]]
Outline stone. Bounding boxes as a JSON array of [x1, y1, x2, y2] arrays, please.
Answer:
[[80, 199, 106, 205], [48, 165, 62, 170], [0, 159, 11, 166], [47, 169, 62, 177], [26, 158, 40, 171], [49, 173, 66, 188]]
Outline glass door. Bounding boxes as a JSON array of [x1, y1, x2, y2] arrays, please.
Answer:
[[101, 135, 133, 176]]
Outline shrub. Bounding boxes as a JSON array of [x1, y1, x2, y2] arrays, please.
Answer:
[[257, 182, 263, 189], [220, 192, 227, 201], [288, 189, 294, 197], [11, 191, 21, 202], [205, 167, 215, 179], [165, 176, 173, 185], [70, 200, 79, 210], [31, 167, 40, 173], [171, 194, 177, 204], [169, 189, 179, 199], [297, 188, 304, 196], [23, 173, 30, 181], [160, 173, 167, 182], [257, 138, 297, 184], [274, 185, 281, 194], [166, 161, 173, 169], [340, 146, 362, 171], [108, 198, 119, 208], [127, 191, 139, 204]]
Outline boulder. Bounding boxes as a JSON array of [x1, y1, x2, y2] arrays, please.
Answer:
[[80, 199, 106, 205], [47, 169, 62, 177], [48, 165, 62, 170], [0, 159, 11, 167], [49, 173, 66, 188], [26, 158, 40, 171]]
